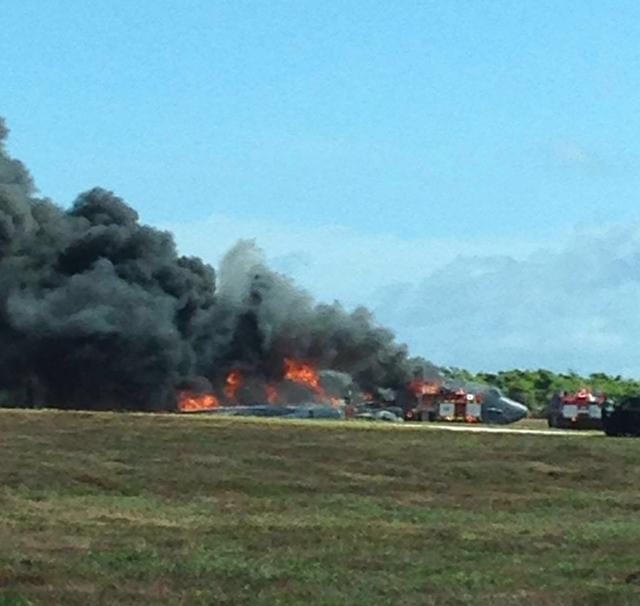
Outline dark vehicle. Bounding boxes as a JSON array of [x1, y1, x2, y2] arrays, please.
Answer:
[[602, 397, 640, 437]]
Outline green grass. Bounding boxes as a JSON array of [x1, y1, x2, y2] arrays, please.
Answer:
[[1, 410, 639, 605]]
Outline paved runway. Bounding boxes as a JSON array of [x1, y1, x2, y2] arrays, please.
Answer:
[[401, 422, 601, 436]]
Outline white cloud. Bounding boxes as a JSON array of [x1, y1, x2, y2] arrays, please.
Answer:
[[164, 214, 640, 377], [165, 213, 544, 305], [550, 140, 606, 175], [554, 141, 593, 166], [372, 223, 640, 376]]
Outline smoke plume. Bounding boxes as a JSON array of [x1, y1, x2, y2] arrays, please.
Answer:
[[0, 119, 432, 410]]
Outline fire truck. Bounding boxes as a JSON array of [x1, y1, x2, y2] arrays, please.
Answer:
[[406, 384, 483, 423], [547, 389, 606, 429], [404, 381, 528, 424]]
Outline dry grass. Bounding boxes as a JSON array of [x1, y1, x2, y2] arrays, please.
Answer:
[[0, 409, 639, 605]]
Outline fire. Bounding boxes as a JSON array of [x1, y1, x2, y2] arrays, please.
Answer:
[[224, 370, 243, 401], [283, 358, 326, 399], [265, 383, 279, 404], [408, 379, 440, 396], [177, 391, 219, 412]]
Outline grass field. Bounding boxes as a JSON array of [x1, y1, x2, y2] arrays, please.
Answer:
[[1, 410, 639, 605]]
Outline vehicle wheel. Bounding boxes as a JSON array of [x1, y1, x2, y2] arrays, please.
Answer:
[[604, 425, 622, 437]]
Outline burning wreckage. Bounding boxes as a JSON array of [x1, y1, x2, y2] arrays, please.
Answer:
[[0, 117, 527, 424], [177, 365, 528, 425]]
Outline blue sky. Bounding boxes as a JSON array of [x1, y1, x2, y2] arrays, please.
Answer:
[[3, 1, 640, 374]]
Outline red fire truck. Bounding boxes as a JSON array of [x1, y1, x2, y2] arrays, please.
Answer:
[[547, 388, 606, 429], [406, 383, 483, 423]]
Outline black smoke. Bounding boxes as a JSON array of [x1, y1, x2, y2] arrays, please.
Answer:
[[0, 119, 434, 410]]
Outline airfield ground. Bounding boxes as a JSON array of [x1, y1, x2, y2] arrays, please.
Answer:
[[0, 410, 639, 605]]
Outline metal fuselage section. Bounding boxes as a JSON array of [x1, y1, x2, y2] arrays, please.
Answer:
[[181, 404, 344, 420]]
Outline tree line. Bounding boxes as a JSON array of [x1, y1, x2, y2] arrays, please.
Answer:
[[441, 368, 640, 417]]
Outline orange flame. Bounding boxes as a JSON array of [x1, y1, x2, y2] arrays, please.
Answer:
[[224, 370, 243, 401], [408, 379, 440, 396], [177, 391, 220, 412], [265, 383, 278, 404], [283, 358, 326, 399]]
